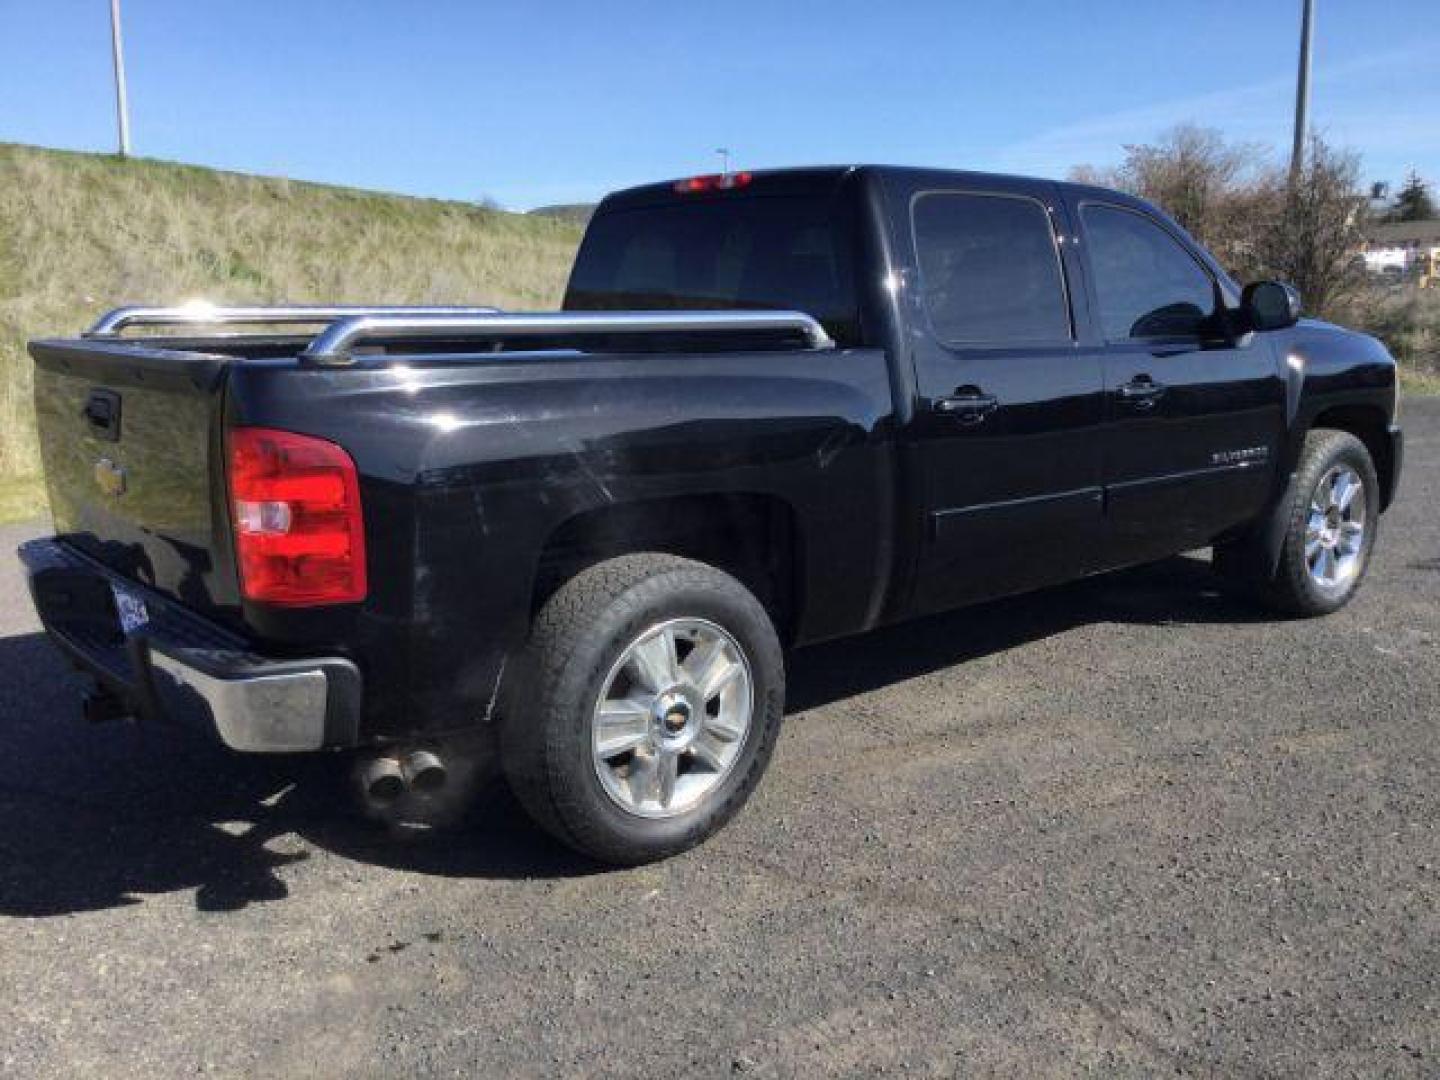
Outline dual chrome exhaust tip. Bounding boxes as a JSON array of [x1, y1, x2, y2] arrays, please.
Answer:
[[360, 749, 447, 806]]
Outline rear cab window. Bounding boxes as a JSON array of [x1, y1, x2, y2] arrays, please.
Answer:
[[911, 191, 1072, 346], [565, 193, 860, 346]]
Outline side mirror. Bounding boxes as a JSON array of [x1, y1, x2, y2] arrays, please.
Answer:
[[1241, 280, 1302, 332]]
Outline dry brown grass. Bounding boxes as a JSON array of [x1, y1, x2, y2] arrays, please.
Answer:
[[0, 142, 582, 484], [1335, 284, 1440, 395], [1400, 366, 1440, 395]]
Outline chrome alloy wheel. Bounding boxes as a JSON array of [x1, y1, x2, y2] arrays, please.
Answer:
[[1305, 464, 1367, 590], [591, 618, 754, 819]]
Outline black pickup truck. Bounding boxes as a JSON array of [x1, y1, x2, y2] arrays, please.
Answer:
[[22, 165, 1402, 863]]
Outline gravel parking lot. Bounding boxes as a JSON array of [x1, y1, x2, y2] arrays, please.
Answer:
[[1, 400, 1436, 1078]]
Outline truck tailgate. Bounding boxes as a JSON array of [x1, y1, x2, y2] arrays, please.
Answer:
[[30, 339, 239, 621]]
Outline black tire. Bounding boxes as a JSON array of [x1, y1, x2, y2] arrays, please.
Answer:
[[1225, 429, 1380, 617], [501, 553, 785, 865]]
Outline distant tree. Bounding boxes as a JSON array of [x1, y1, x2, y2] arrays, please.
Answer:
[[1388, 171, 1436, 222], [1258, 135, 1366, 317], [1074, 128, 1368, 318], [1071, 125, 1275, 279], [1067, 163, 1115, 187]]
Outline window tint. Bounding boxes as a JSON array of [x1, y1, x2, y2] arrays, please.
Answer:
[[912, 192, 1070, 344], [565, 196, 859, 345], [1081, 205, 1217, 339]]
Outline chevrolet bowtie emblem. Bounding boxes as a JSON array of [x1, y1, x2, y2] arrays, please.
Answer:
[[94, 457, 127, 498]]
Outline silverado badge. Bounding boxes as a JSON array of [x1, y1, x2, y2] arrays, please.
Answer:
[[1210, 446, 1269, 467], [94, 457, 126, 498]]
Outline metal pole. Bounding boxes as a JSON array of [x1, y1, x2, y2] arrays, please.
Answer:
[[109, 0, 132, 157], [715, 147, 730, 176], [1289, 0, 1314, 181]]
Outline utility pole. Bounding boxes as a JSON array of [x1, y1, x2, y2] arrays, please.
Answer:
[[715, 147, 730, 176], [109, 0, 132, 157], [1289, 0, 1314, 182]]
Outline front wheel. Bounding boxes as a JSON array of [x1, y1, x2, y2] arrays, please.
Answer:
[[501, 554, 785, 865], [1236, 429, 1380, 617]]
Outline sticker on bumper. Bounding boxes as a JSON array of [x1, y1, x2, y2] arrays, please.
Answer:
[[111, 583, 150, 635]]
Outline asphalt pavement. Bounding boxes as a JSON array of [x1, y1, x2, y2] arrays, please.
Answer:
[[1, 401, 1437, 1077]]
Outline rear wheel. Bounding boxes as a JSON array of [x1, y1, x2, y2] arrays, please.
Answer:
[[502, 554, 784, 864]]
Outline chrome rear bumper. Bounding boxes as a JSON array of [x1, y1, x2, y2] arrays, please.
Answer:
[[19, 537, 361, 752]]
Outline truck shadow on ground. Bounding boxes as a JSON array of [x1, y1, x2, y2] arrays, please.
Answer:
[[786, 551, 1261, 713], [0, 552, 1263, 917]]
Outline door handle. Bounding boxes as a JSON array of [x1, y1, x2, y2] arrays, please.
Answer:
[[935, 390, 999, 424], [1118, 376, 1166, 409]]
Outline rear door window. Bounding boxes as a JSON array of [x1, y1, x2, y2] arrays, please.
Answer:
[[912, 192, 1072, 345]]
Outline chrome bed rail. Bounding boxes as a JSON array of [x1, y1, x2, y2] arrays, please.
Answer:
[[84, 304, 502, 338], [82, 304, 837, 363], [300, 310, 836, 366]]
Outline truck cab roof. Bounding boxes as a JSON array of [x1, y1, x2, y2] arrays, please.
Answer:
[[602, 163, 1148, 212]]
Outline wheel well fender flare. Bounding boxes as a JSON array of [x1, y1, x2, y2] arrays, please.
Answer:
[[1257, 405, 1391, 576], [529, 492, 807, 641]]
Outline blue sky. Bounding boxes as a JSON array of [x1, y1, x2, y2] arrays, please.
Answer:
[[2, 1, 1437, 210]]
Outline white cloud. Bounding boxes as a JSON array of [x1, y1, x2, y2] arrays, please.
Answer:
[[988, 43, 1440, 179]]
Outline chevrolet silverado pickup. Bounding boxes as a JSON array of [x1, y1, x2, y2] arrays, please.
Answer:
[[21, 165, 1403, 863]]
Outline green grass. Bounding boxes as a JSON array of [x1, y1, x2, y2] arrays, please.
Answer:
[[0, 142, 583, 485]]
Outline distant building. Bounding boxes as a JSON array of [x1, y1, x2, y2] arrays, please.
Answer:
[[1362, 219, 1440, 279]]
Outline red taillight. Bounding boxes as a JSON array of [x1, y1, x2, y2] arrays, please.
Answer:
[[227, 427, 367, 606], [672, 171, 752, 194]]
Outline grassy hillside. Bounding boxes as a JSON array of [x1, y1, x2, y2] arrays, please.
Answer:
[[0, 142, 584, 505], [529, 203, 597, 227]]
